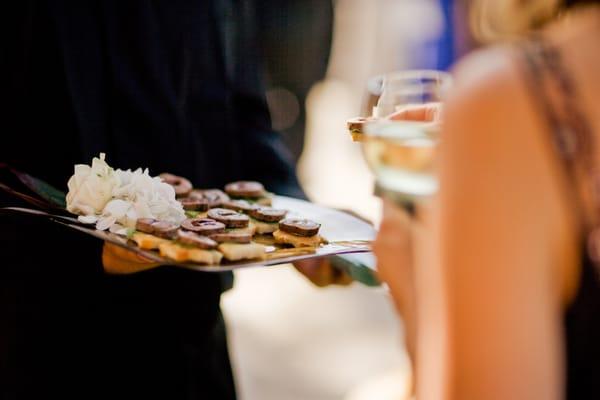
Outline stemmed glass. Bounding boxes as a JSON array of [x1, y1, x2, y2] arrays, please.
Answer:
[[359, 70, 452, 212]]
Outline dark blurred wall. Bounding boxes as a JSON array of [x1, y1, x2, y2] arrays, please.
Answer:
[[256, 0, 334, 162]]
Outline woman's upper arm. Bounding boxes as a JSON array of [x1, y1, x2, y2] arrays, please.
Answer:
[[427, 49, 574, 400]]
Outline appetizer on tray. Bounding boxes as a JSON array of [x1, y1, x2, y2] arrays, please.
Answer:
[[64, 154, 327, 266]]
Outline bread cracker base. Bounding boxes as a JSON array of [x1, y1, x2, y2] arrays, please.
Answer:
[[218, 242, 266, 261], [250, 218, 278, 234], [159, 242, 223, 265], [273, 230, 322, 248], [132, 232, 170, 250]]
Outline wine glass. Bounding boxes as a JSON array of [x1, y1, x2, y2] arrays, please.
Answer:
[[360, 70, 452, 212]]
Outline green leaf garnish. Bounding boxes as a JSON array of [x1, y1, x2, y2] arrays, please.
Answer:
[[13, 171, 67, 208], [185, 210, 200, 218]]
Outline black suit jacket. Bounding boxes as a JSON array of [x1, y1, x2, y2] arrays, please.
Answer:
[[0, 1, 302, 398]]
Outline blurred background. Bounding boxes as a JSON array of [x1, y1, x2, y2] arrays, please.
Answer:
[[223, 1, 472, 399]]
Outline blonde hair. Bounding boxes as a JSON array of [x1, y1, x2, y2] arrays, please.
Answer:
[[471, 0, 564, 42]]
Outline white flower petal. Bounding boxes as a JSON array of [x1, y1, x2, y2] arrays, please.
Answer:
[[96, 216, 117, 231], [109, 223, 128, 236], [109, 223, 123, 233], [66, 154, 119, 215], [78, 215, 98, 224], [103, 199, 131, 219], [115, 228, 129, 236]]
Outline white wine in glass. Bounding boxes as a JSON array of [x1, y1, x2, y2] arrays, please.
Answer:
[[363, 119, 439, 198], [361, 71, 451, 209]]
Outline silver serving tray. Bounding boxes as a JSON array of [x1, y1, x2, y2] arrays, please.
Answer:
[[1, 196, 374, 273]]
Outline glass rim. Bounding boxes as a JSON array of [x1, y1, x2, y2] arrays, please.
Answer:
[[367, 69, 453, 95]]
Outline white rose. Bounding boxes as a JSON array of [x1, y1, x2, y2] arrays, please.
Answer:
[[66, 153, 120, 215], [92, 168, 185, 232], [68, 154, 186, 234]]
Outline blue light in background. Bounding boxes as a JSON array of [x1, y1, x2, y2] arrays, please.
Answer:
[[409, 0, 455, 71], [436, 0, 455, 71]]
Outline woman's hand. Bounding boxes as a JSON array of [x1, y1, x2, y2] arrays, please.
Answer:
[[293, 208, 371, 287], [373, 200, 417, 361], [101, 242, 353, 283], [387, 102, 442, 122], [102, 242, 161, 274], [373, 200, 415, 315], [293, 258, 354, 287]]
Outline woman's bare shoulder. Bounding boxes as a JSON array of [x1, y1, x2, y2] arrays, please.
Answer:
[[441, 43, 581, 306], [449, 45, 526, 110], [440, 40, 577, 239], [443, 44, 538, 160]]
